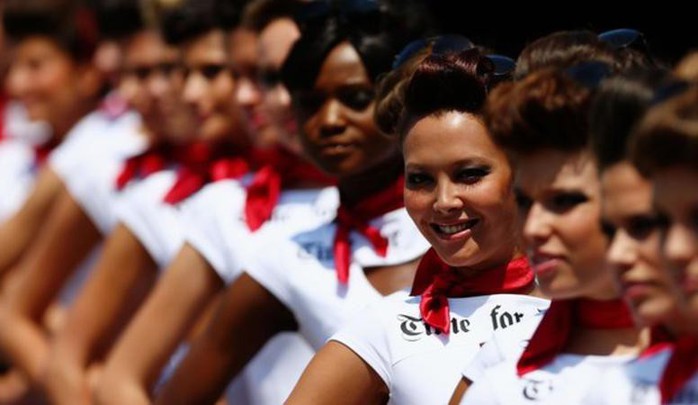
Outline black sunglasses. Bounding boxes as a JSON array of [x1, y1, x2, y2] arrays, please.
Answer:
[[565, 61, 613, 89], [598, 28, 645, 51]]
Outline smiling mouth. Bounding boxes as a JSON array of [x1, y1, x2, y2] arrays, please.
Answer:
[[431, 219, 479, 236]]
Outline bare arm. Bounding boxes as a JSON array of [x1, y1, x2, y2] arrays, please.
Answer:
[[154, 272, 297, 405], [0, 167, 63, 280], [448, 377, 472, 405], [286, 341, 388, 405], [95, 244, 224, 405], [42, 223, 158, 405], [0, 189, 101, 383]]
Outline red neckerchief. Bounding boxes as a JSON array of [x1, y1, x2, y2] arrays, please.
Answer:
[[516, 298, 635, 376], [332, 174, 404, 284], [410, 248, 534, 334], [660, 335, 698, 404], [244, 147, 335, 231], [639, 325, 676, 359], [163, 141, 249, 204], [115, 142, 173, 190]]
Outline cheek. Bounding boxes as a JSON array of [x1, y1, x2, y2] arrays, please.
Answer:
[[404, 190, 429, 221]]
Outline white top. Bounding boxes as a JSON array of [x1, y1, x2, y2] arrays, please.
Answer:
[[463, 352, 635, 405], [462, 305, 545, 383], [182, 180, 339, 284], [49, 110, 145, 233], [582, 345, 698, 405], [114, 170, 183, 268], [0, 138, 40, 221], [245, 207, 430, 350], [332, 293, 549, 405]]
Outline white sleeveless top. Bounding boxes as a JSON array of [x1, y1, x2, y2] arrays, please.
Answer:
[[332, 292, 549, 405], [245, 207, 430, 350], [463, 352, 635, 405], [582, 345, 698, 405]]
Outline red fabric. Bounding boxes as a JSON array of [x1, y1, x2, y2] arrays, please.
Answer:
[[162, 141, 248, 204], [115, 143, 171, 190], [244, 147, 334, 232], [332, 175, 404, 284], [410, 248, 534, 334], [516, 298, 635, 376], [660, 335, 698, 404], [639, 325, 676, 359]]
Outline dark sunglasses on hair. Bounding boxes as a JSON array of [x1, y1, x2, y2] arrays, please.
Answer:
[[392, 35, 475, 70], [123, 62, 180, 81], [598, 28, 645, 51], [565, 61, 613, 89], [651, 79, 691, 106]]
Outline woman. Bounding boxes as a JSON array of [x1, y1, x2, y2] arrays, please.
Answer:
[[459, 66, 645, 405], [148, 2, 434, 403], [287, 39, 548, 404], [586, 84, 698, 405]]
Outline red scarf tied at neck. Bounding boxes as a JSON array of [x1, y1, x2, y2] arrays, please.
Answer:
[[660, 335, 698, 404], [245, 147, 334, 231], [332, 175, 404, 285], [516, 298, 635, 376], [410, 248, 535, 335]]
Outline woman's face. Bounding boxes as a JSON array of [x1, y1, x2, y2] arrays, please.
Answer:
[[602, 161, 683, 326], [5, 36, 93, 137], [119, 30, 192, 142], [182, 29, 243, 144], [653, 166, 698, 320], [403, 112, 519, 271], [294, 41, 397, 178], [516, 149, 616, 300], [254, 18, 301, 153]]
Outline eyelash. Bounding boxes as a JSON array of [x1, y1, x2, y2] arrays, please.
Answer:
[[549, 192, 588, 212], [405, 167, 490, 189]]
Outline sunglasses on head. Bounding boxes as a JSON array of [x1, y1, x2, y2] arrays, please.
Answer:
[[564, 61, 613, 89], [392, 35, 516, 81], [598, 28, 645, 51]]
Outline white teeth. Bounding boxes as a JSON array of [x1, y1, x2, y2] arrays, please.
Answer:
[[437, 223, 470, 235]]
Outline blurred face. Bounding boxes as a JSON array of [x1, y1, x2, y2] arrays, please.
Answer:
[[294, 41, 396, 178], [403, 112, 519, 271], [653, 166, 698, 319], [516, 149, 616, 300], [120, 30, 192, 143], [5, 36, 92, 137], [182, 29, 243, 144], [230, 27, 261, 142], [255, 18, 301, 153], [602, 162, 683, 326]]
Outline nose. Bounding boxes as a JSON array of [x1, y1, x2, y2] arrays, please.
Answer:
[[147, 72, 170, 99], [182, 72, 208, 111], [235, 76, 262, 110], [607, 230, 637, 273], [433, 178, 463, 213], [523, 202, 553, 244], [317, 99, 345, 137], [664, 223, 697, 273]]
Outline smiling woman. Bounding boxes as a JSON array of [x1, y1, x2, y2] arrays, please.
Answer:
[[286, 44, 548, 405]]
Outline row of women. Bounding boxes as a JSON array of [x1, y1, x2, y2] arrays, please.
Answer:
[[0, 0, 696, 403]]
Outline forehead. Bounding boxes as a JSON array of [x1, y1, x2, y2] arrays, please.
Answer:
[[403, 111, 504, 163], [123, 30, 176, 64], [516, 149, 598, 194], [601, 162, 653, 218], [259, 18, 299, 68], [229, 28, 258, 69], [313, 41, 370, 91], [653, 166, 698, 213], [183, 29, 227, 62]]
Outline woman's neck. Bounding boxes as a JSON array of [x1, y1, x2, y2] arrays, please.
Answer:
[[338, 156, 403, 206], [566, 325, 648, 357]]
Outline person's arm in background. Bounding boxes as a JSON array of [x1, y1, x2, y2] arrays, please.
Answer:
[[42, 223, 159, 405], [94, 244, 225, 405]]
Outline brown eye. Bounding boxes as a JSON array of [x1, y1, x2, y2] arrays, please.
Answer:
[[336, 87, 374, 111], [200, 64, 228, 80]]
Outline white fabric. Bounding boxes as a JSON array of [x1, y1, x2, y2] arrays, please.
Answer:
[[182, 180, 338, 284], [462, 305, 545, 383], [114, 170, 183, 268], [332, 293, 549, 405], [245, 207, 430, 350], [181, 181, 337, 405], [463, 353, 635, 405], [582, 345, 698, 405], [49, 110, 145, 234], [0, 138, 40, 221]]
